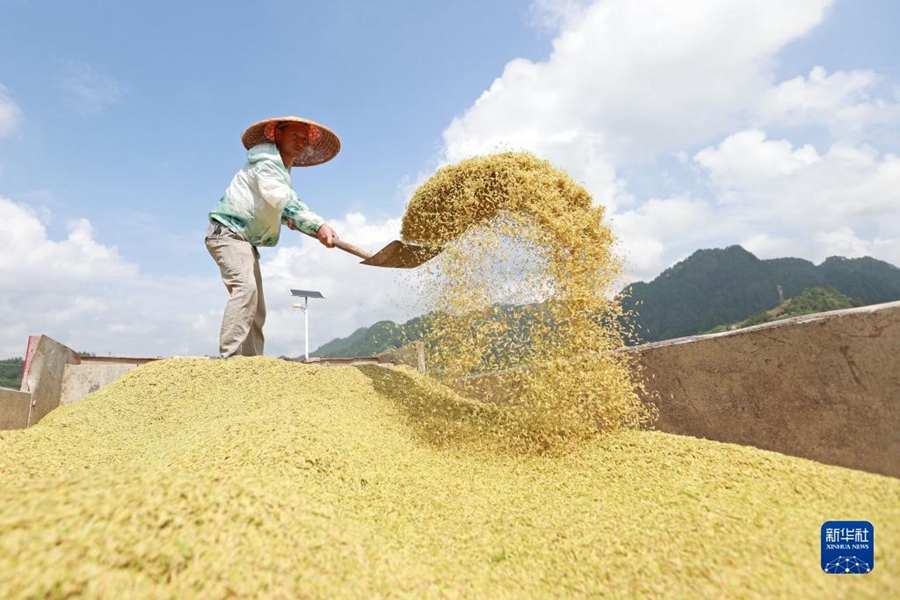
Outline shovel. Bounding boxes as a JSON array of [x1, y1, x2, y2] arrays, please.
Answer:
[[302, 231, 441, 268]]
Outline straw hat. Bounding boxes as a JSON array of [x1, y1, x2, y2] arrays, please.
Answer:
[[241, 116, 341, 167]]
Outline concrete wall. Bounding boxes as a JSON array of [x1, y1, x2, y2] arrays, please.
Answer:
[[452, 302, 900, 478], [306, 342, 427, 372], [379, 342, 427, 373], [60, 359, 149, 405], [0, 387, 31, 430], [3, 336, 153, 429], [628, 301, 899, 478], [22, 335, 80, 427]]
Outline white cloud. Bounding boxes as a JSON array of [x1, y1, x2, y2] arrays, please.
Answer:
[[813, 227, 883, 260], [0, 85, 22, 137], [695, 131, 900, 224], [612, 128, 900, 276], [610, 195, 721, 281], [60, 61, 124, 115], [692, 131, 900, 265], [0, 197, 424, 359], [694, 130, 821, 191], [0, 199, 137, 292], [436, 0, 900, 281], [528, 0, 593, 32], [742, 229, 900, 266], [760, 66, 900, 139], [0, 198, 220, 358], [439, 0, 867, 220], [0, 198, 126, 356], [445, 0, 836, 169]]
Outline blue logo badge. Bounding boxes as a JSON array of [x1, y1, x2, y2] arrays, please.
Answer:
[[821, 521, 874, 574]]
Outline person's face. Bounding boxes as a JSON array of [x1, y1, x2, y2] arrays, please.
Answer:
[[275, 123, 310, 158]]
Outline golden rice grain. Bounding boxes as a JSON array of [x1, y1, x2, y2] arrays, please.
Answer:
[[0, 358, 896, 598], [2, 152, 895, 599], [402, 152, 654, 452]]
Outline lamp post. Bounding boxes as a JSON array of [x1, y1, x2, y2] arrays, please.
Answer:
[[290, 289, 324, 361]]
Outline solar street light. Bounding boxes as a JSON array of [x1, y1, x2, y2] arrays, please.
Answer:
[[290, 289, 325, 361]]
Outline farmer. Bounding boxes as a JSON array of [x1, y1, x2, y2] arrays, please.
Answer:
[[206, 116, 341, 358]]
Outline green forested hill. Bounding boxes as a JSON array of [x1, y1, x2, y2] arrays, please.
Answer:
[[312, 315, 430, 358], [778, 285, 859, 316], [622, 246, 777, 342], [620, 246, 900, 343], [0, 357, 24, 389], [311, 246, 900, 356], [312, 321, 406, 358], [818, 256, 900, 304], [311, 306, 542, 361], [706, 286, 859, 333]]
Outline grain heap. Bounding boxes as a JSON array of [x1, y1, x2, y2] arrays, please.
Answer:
[[1, 358, 897, 598], [4, 152, 897, 598], [402, 152, 654, 452]]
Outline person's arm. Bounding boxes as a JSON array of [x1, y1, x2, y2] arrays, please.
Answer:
[[281, 193, 326, 236], [254, 161, 325, 235], [281, 187, 338, 247], [255, 160, 336, 246]]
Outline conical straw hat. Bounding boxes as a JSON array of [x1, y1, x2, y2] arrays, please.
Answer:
[[241, 116, 341, 167]]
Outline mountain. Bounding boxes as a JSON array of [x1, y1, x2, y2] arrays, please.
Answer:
[[818, 256, 900, 304], [311, 246, 900, 356], [621, 246, 900, 343], [312, 321, 408, 358], [312, 315, 430, 358], [705, 286, 859, 333], [622, 246, 778, 342], [311, 304, 551, 362], [776, 285, 859, 317]]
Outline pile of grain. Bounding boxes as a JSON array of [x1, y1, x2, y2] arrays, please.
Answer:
[[3, 152, 895, 598], [1, 358, 896, 598], [402, 152, 654, 452]]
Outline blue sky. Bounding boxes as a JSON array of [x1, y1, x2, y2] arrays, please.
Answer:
[[0, 0, 548, 272], [1, 0, 899, 359]]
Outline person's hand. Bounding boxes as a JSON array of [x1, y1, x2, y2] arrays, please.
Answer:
[[317, 224, 337, 248]]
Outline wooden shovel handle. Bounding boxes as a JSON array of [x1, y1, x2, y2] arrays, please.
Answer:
[[302, 230, 373, 261]]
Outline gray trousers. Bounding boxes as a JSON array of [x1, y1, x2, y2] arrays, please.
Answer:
[[205, 221, 266, 357]]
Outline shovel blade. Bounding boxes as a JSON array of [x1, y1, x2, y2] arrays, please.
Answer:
[[361, 240, 442, 268]]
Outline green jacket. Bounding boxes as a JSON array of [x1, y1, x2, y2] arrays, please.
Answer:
[[209, 143, 325, 247]]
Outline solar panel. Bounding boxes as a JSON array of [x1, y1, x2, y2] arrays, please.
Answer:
[[290, 289, 325, 299]]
